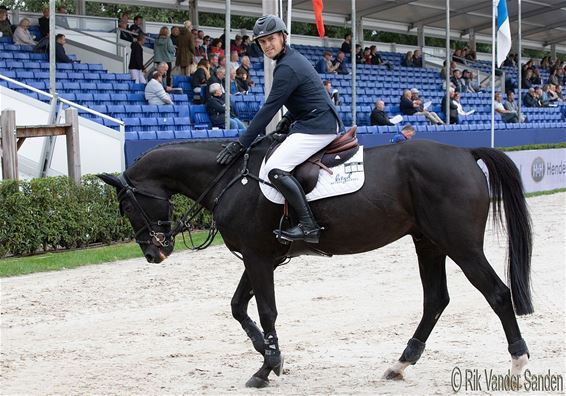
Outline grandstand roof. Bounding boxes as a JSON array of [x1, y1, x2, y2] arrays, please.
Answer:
[[97, 0, 566, 52]]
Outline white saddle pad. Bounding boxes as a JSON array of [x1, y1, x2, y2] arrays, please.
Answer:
[[259, 146, 365, 204]]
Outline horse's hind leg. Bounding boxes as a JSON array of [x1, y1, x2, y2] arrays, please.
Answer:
[[231, 270, 265, 355], [450, 249, 529, 375], [384, 235, 449, 380]]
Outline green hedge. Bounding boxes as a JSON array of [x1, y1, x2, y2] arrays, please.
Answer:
[[0, 175, 212, 257]]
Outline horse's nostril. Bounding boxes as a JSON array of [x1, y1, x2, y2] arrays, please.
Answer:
[[145, 253, 154, 262]]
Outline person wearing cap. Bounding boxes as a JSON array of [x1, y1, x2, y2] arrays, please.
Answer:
[[216, 15, 343, 244], [207, 83, 246, 130], [390, 124, 416, 143]]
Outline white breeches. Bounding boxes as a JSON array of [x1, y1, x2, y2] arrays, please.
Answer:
[[263, 132, 338, 174]]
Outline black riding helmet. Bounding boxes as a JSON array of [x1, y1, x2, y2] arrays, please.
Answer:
[[253, 15, 288, 52]]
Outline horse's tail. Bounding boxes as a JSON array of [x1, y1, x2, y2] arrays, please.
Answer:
[[471, 147, 533, 315]]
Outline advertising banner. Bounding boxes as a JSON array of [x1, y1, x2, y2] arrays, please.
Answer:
[[506, 149, 566, 193]]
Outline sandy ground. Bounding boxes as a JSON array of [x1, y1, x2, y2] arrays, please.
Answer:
[[1, 193, 565, 395]]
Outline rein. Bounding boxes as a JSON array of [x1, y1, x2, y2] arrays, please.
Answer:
[[118, 138, 269, 253]]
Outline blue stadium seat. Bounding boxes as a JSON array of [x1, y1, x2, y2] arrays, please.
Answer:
[[138, 131, 157, 140], [191, 129, 208, 138], [208, 128, 224, 139], [156, 130, 175, 139], [174, 129, 192, 139], [125, 131, 139, 140], [174, 117, 191, 126], [224, 129, 239, 138]]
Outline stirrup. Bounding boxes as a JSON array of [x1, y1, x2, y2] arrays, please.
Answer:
[[273, 224, 323, 244]]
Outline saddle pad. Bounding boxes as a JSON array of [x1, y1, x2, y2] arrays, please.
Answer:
[[259, 146, 365, 204]]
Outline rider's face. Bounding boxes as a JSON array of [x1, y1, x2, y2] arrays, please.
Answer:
[[258, 33, 285, 59]]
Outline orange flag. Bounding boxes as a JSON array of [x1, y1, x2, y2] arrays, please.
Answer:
[[312, 0, 325, 38]]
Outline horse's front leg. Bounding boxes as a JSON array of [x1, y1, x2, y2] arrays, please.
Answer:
[[231, 270, 265, 355], [241, 252, 283, 388]]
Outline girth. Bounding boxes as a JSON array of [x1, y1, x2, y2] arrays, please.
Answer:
[[265, 126, 359, 194]]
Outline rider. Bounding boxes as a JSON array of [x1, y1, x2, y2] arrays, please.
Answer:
[[216, 15, 343, 244]]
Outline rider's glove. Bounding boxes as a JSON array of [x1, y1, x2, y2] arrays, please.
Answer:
[[216, 141, 244, 165], [275, 114, 292, 134]]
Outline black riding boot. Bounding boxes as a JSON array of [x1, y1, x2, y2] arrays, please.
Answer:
[[268, 169, 322, 243]]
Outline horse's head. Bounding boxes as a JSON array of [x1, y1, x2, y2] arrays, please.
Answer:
[[98, 173, 175, 263]]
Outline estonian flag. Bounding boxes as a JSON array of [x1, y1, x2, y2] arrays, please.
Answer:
[[496, 0, 512, 67]]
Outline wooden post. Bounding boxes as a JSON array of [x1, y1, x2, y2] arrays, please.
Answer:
[[1, 110, 18, 180], [65, 107, 81, 185]]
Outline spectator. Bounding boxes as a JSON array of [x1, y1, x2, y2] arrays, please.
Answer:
[[453, 49, 464, 64], [154, 27, 176, 87], [229, 67, 238, 95], [340, 33, 352, 54], [229, 50, 240, 70], [412, 49, 422, 67], [440, 60, 457, 80], [369, 45, 383, 65], [494, 92, 519, 123], [523, 88, 540, 107], [194, 38, 207, 61], [240, 35, 251, 55], [55, 34, 74, 63], [370, 100, 394, 126], [441, 88, 459, 124], [535, 87, 548, 106], [210, 38, 224, 57], [197, 29, 205, 40], [0, 4, 11, 24], [128, 34, 146, 83], [38, 7, 49, 37], [152, 62, 173, 92], [451, 69, 466, 93], [355, 44, 363, 64], [209, 53, 220, 74], [462, 69, 479, 93], [235, 67, 249, 94], [128, 15, 144, 36], [316, 51, 339, 74], [208, 66, 225, 92], [504, 91, 526, 122], [207, 83, 246, 130], [390, 124, 416, 143], [230, 34, 245, 56], [218, 55, 227, 69], [0, 8, 12, 39], [503, 54, 515, 67], [402, 88, 444, 125], [119, 12, 129, 29], [541, 56, 551, 70], [118, 20, 133, 42], [13, 18, 36, 45], [401, 51, 414, 67], [145, 71, 173, 105], [362, 47, 371, 64], [170, 26, 180, 46], [175, 25, 196, 76], [192, 59, 211, 103], [547, 68, 560, 86], [56, 6, 70, 29], [333, 51, 349, 75], [521, 69, 534, 89], [530, 68, 542, 85], [237, 56, 255, 87], [555, 84, 564, 101], [323, 80, 341, 105], [247, 40, 262, 58]]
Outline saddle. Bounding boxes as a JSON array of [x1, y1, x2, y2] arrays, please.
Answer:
[[266, 126, 359, 194]]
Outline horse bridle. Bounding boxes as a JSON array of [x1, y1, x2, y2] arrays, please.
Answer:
[[117, 174, 176, 248]]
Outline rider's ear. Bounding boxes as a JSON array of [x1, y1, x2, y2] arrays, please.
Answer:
[[97, 173, 123, 189]]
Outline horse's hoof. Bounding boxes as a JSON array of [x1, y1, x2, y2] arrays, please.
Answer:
[[383, 368, 404, 380], [272, 355, 284, 377], [245, 376, 269, 388]]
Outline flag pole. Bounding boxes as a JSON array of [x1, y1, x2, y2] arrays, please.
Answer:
[[490, 0, 496, 148]]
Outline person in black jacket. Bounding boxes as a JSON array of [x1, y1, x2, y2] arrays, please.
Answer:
[[206, 83, 246, 130], [38, 7, 49, 37], [216, 15, 343, 244], [441, 88, 459, 124], [370, 100, 394, 126], [128, 34, 146, 83], [55, 34, 74, 63]]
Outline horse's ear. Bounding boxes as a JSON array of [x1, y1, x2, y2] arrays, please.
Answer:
[[97, 173, 123, 189]]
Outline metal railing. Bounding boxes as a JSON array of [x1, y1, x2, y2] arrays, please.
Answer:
[[0, 72, 126, 170]]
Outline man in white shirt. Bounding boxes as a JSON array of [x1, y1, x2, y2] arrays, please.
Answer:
[[144, 71, 173, 105]]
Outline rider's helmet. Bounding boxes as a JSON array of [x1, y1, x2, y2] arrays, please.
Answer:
[[253, 15, 288, 46]]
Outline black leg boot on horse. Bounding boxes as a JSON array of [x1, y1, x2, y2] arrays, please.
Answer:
[[268, 169, 322, 244]]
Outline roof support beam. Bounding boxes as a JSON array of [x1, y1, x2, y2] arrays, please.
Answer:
[[357, 0, 416, 18], [462, 0, 566, 34], [408, 0, 491, 30], [544, 32, 566, 46], [523, 21, 566, 37]]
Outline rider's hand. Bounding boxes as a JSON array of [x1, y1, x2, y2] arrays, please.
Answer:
[[216, 141, 244, 165], [275, 115, 292, 134]]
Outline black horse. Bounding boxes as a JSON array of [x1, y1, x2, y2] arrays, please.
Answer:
[[99, 136, 533, 388]]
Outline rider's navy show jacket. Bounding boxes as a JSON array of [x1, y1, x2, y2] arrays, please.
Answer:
[[238, 46, 343, 148]]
